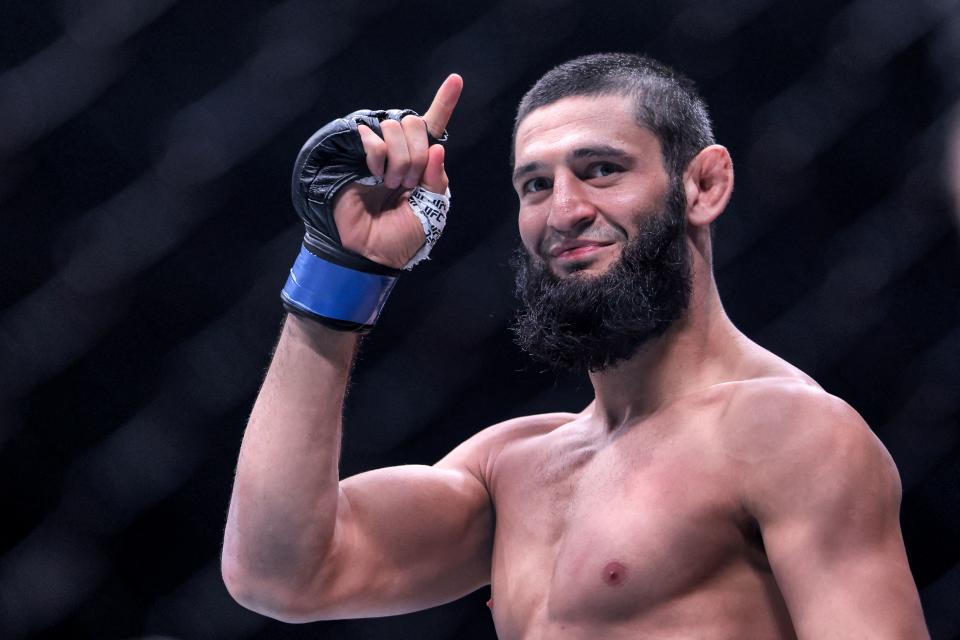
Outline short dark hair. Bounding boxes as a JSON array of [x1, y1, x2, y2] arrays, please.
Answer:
[[513, 53, 715, 178]]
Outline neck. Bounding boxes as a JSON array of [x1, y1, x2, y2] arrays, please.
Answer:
[[586, 267, 745, 431]]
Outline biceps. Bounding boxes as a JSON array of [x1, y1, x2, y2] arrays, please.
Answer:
[[341, 464, 493, 569], [763, 518, 926, 638], [309, 464, 493, 618]]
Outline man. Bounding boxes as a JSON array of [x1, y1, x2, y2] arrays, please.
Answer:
[[222, 54, 929, 638]]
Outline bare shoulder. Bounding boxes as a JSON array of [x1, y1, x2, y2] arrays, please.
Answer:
[[436, 411, 579, 483], [718, 377, 888, 462], [714, 377, 902, 520]]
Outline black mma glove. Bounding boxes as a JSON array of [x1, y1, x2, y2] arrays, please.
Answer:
[[281, 109, 448, 332]]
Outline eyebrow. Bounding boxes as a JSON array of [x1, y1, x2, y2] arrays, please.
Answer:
[[512, 145, 631, 184], [571, 145, 630, 160]]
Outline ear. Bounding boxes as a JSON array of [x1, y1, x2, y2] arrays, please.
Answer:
[[682, 145, 734, 226]]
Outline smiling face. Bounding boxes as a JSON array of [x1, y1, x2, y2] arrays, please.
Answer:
[[510, 93, 695, 372], [513, 93, 675, 277]]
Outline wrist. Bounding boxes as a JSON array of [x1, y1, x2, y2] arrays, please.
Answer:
[[284, 313, 359, 363], [280, 242, 399, 332]]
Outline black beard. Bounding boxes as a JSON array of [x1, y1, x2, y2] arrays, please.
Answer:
[[511, 181, 692, 372]]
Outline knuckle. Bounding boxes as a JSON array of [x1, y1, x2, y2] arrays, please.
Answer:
[[401, 117, 427, 144], [364, 138, 386, 157], [401, 115, 425, 133], [366, 132, 386, 148]]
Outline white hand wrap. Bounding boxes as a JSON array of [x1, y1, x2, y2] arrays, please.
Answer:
[[404, 186, 451, 269]]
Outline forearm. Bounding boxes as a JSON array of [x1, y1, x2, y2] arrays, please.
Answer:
[[223, 314, 358, 600]]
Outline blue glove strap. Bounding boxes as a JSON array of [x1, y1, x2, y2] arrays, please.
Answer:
[[281, 245, 398, 325]]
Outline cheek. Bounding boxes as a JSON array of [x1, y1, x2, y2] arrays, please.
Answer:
[[517, 208, 543, 253]]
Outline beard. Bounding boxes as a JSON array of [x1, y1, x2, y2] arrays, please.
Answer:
[[511, 178, 692, 372]]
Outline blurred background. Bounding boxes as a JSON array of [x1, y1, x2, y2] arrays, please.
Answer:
[[1, 0, 959, 638]]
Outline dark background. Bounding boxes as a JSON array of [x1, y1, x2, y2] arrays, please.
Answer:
[[1, 0, 959, 638]]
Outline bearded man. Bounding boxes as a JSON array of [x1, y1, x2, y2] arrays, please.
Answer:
[[221, 53, 929, 638]]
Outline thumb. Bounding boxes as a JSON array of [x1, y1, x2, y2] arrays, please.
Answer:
[[419, 144, 448, 194]]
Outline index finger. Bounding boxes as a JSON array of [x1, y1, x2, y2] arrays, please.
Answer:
[[422, 73, 463, 138]]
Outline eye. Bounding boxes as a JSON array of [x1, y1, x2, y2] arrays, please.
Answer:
[[522, 176, 552, 194], [586, 162, 622, 179]]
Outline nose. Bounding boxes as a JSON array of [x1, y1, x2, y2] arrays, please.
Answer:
[[547, 171, 595, 234]]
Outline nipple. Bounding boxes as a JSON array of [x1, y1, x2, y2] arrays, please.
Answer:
[[486, 597, 494, 609], [601, 561, 627, 586]]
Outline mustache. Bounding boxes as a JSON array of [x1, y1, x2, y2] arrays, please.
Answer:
[[537, 225, 627, 257]]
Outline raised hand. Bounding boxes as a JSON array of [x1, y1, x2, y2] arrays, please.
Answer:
[[333, 74, 463, 269], [283, 74, 463, 331]]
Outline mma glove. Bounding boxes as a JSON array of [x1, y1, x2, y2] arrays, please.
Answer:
[[281, 109, 449, 332]]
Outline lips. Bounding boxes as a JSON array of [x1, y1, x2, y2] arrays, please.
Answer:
[[549, 240, 612, 259]]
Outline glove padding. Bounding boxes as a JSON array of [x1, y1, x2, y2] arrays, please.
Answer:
[[282, 108, 448, 332], [291, 108, 448, 273]]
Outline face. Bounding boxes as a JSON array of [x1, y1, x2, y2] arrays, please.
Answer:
[[513, 94, 674, 278], [511, 94, 693, 372]]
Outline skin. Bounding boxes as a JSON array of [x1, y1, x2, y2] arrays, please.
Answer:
[[222, 79, 929, 638]]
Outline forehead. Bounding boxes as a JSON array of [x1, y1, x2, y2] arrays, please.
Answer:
[[513, 94, 662, 166]]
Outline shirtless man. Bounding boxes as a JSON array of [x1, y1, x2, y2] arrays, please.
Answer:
[[222, 53, 929, 638]]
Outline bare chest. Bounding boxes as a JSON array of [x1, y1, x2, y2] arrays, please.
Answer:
[[488, 422, 760, 635]]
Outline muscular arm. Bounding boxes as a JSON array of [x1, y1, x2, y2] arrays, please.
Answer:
[[740, 387, 928, 639], [221, 315, 493, 621], [221, 316, 353, 616]]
